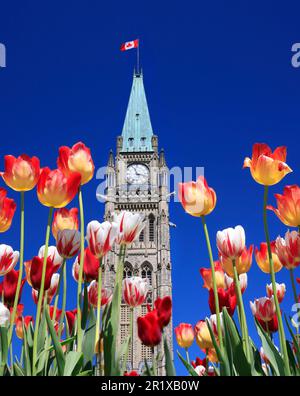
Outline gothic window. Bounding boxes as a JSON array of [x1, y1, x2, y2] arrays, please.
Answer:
[[139, 229, 144, 242], [123, 263, 133, 279], [141, 263, 152, 287], [121, 263, 133, 363], [140, 263, 153, 362], [149, 214, 155, 242]]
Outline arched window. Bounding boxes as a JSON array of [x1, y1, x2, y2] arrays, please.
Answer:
[[123, 263, 133, 279], [140, 263, 153, 362], [141, 263, 152, 287], [149, 214, 155, 242], [121, 263, 133, 364], [139, 229, 144, 242]]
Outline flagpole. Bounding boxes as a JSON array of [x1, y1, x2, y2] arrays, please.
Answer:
[[137, 38, 140, 74]]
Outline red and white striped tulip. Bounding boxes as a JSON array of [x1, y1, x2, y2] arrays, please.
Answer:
[[275, 231, 300, 270], [0, 244, 19, 276], [250, 297, 276, 322], [57, 229, 81, 259], [122, 276, 148, 307], [32, 273, 60, 305], [216, 225, 245, 260], [224, 273, 248, 294], [38, 245, 64, 269], [86, 220, 118, 258], [266, 282, 286, 303], [113, 211, 145, 245], [87, 280, 112, 308]]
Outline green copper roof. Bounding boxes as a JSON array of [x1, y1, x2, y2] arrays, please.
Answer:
[[121, 71, 154, 152]]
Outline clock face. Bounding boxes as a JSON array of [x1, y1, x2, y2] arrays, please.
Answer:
[[126, 164, 149, 185]]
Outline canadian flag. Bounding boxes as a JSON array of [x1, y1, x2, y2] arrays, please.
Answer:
[[120, 39, 139, 51]]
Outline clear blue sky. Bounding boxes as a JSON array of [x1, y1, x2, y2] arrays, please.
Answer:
[[1, 0, 300, 375]]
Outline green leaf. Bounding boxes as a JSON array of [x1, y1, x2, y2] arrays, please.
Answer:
[[82, 309, 96, 366], [81, 283, 89, 331], [64, 351, 84, 376], [77, 369, 93, 376], [285, 314, 300, 367], [45, 307, 65, 376], [164, 334, 176, 376], [22, 326, 32, 376], [0, 327, 8, 367], [177, 351, 198, 376], [255, 318, 285, 376], [13, 362, 25, 376]]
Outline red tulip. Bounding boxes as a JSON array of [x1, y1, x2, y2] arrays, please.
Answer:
[[57, 142, 95, 185], [137, 309, 162, 347], [37, 167, 81, 208], [0, 188, 16, 233], [209, 284, 237, 317], [257, 314, 278, 333], [66, 309, 77, 334], [154, 296, 172, 329], [0, 269, 25, 307], [72, 247, 100, 283], [191, 357, 207, 369], [52, 207, 79, 240], [29, 256, 60, 291], [32, 273, 60, 304], [124, 371, 139, 376], [1, 154, 40, 191]]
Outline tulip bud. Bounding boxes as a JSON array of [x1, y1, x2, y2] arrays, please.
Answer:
[[52, 208, 78, 240], [178, 176, 217, 217], [216, 225, 245, 260], [174, 323, 194, 349], [0, 244, 19, 276], [57, 229, 81, 259], [250, 297, 276, 322], [137, 309, 162, 347], [0, 269, 25, 307], [87, 220, 118, 258], [266, 282, 286, 303], [1, 154, 40, 192], [0, 302, 10, 327], [268, 185, 300, 227], [122, 276, 148, 307], [113, 211, 145, 245], [243, 143, 292, 186]]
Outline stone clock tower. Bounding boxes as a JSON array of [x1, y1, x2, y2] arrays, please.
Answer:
[[103, 70, 173, 374]]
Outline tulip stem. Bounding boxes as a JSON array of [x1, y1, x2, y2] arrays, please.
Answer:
[[95, 259, 103, 353], [58, 259, 67, 340], [201, 216, 223, 351], [263, 186, 290, 375], [232, 259, 251, 361], [77, 186, 85, 353], [185, 348, 190, 365], [289, 268, 298, 305], [32, 206, 53, 375], [8, 191, 25, 346]]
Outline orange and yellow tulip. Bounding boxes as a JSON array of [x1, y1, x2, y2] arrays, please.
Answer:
[[0, 188, 16, 233], [220, 245, 253, 277], [178, 176, 216, 217], [255, 242, 282, 273], [243, 143, 292, 186], [57, 142, 94, 185], [37, 168, 81, 208], [52, 207, 79, 239], [1, 154, 40, 192], [267, 185, 300, 227], [194, 320, 214, 350], [174, 323, 195, 349], [199, 261, 225, 290]]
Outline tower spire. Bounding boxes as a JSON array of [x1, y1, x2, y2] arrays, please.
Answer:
[[121, 71, 154, 152]]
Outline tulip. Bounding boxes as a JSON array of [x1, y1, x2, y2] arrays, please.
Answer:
[[32, 273, 60, 305], [194, 320, 214, 350], [194, 365, 206, 376], [0, 244, 19, 275], [208, 313, 224, 337], [113, 211, 145, 245], [52, 207, 79, 240], [255, 242, 282, 273], [191, 357, 207, 369], [220, 245, 253, 277], [122, 276, 148, 307], [87, 281, 112, 308], [1, 154, 40, 191], [0, 188, 16, 233], [72, 247, 100, 283], [275, 231, 300, 270], [266, 282, 286, 303], [15, 315, 34, 339], [208, 285, 237, 316], [257, 314, 279, 333], [57, 229, 81, 259], [250, 297, 276, 322], [243, 143, 292, 186], [124, 371, 139, 376], [224, 273, 248, 294], [38, 245, 64, 268], [200, 261, 225, 290], [0, 269, 25, 307], [154, 296, 172, 329], [178, 176, 217, 217], [206, 348, 218, 364], [268, 185, 300, 227], [66, 309, 77, 334], [29, 256, 60, 292], [87, 220, 118, 258], [0, 302, 10, 327], [57, 142, 94, 185], [174, 323, 194, 349], [216, 225, 245, 260], [137, 309, 162, 347], [37, 167, 81, 208]]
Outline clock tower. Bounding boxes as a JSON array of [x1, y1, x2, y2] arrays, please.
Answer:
[[103, 70, 173, 374]]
